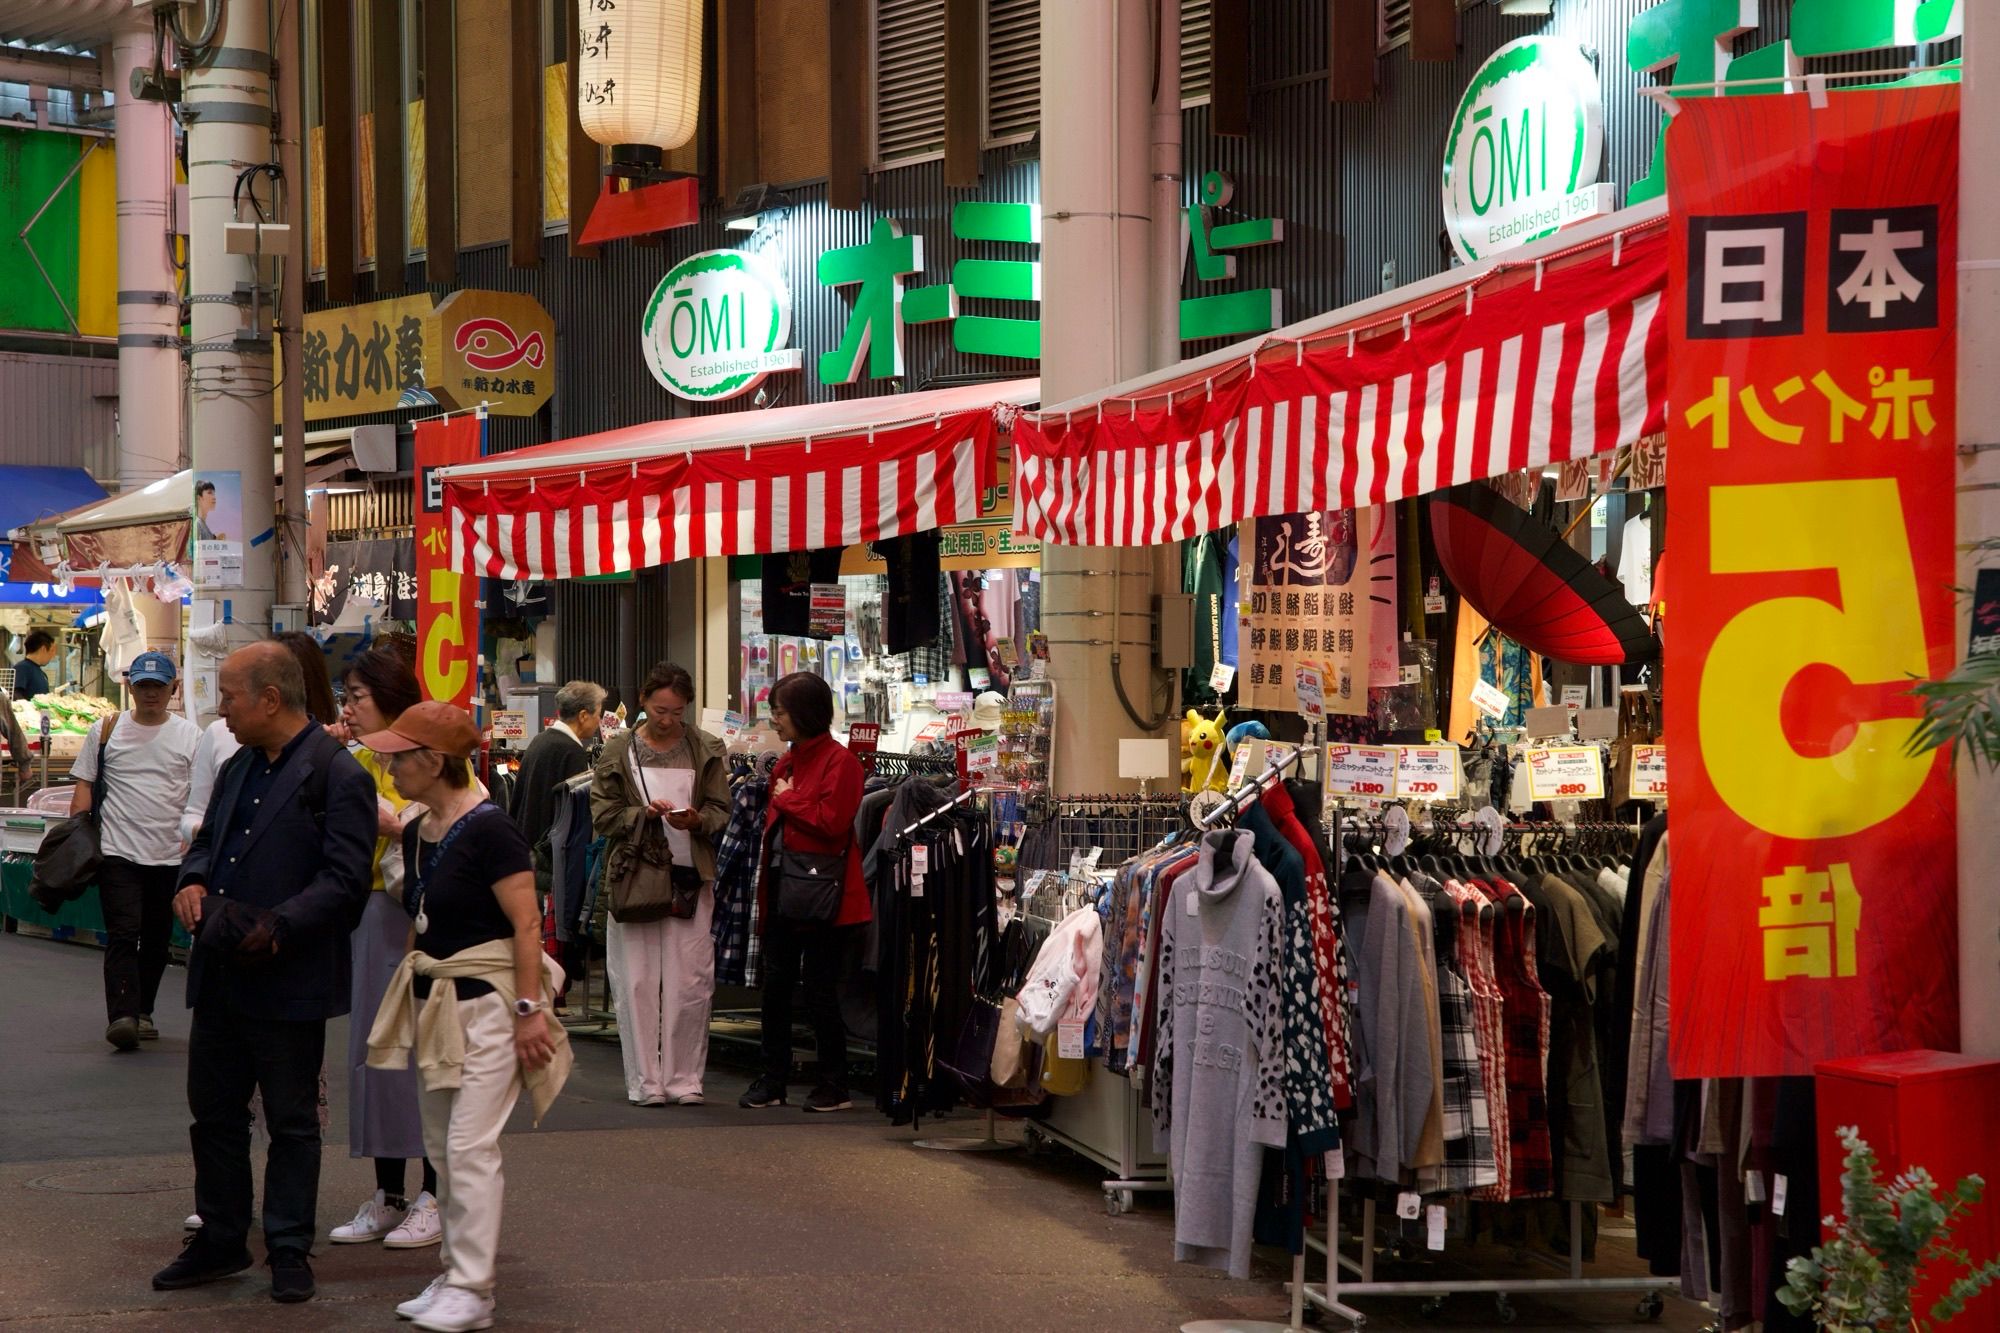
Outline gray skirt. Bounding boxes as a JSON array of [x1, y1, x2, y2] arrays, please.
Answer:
[[347, 889, 427, 1159]]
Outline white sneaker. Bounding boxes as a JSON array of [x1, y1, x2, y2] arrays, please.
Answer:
[[183, 1213, 201, 1231], [674, 1092, 705, 1105], [396, 1273, 450, 1321], [384, 1191, 443, 1249], [330, 1189, 403, 1243], [412, 1284, 495, 1332]]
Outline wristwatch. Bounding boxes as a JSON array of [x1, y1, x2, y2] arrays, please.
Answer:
[[513, 998, 547, 1017]]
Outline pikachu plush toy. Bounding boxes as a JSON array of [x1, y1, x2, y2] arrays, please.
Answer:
[[1180, 709, 1232, 794]]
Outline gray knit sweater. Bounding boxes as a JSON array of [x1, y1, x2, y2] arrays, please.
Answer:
[[1150, 828, 1286, 1278]]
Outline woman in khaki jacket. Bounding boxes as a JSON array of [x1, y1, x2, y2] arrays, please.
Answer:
[[590, 661, 730, 1105]]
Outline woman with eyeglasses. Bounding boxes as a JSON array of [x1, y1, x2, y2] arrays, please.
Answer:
[[590, 661, 730, 1106]]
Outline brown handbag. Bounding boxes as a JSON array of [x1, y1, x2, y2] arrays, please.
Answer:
[[606, 751, 700, 924]]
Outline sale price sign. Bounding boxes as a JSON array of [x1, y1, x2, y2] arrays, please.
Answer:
[[1630, 745, 1668, 801], [1665, 86, 1960, 1076], [1325, 744, 1397, 800], [1394, 745, 1460, 801], [1523, 746, 1603, 802], [414, 414, 483, 711]]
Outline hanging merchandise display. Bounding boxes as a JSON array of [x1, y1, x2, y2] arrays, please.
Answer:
[[1665, 83, 1961, 1078]]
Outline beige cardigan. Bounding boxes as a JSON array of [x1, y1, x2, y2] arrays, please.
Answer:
[[366, 939, 572, 1126]]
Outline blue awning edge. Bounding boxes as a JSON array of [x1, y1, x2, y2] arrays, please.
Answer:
[[0, 466, 109, 538]]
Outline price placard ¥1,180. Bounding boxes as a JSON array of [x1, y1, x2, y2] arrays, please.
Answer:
[[1394, 745, 1460, 801], [1524, 745, 1605, 801], [1630, 745, 1668, 800], [1326, 744, 1398, 799]]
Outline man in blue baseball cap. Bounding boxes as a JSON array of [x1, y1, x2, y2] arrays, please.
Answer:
[[70, 650, 201, 1050]]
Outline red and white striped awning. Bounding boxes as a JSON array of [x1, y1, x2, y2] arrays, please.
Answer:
[[1011, 204, 1668, 546], [437, 380, 1036, 580]]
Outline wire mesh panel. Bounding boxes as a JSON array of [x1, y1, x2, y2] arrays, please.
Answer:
[[1051, 796, 1188, 871]]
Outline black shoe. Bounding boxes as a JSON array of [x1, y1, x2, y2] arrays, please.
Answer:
[[804, 1084, 853, 1113], [151, 1234, 254, 1291], [738, 1076, 787, 1109], [269, 1247, 315, 1304], [136, 1014, 160, 1041], [106, 1017, 140, 1052]]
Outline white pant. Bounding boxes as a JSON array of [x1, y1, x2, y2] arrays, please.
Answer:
[[605, 889, 715, 1102], [421, 991, 522, 1295]]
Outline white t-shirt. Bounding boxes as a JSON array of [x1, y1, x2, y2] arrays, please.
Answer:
[[72, 713, 201, 866], [1618, 514, 1653, 607]]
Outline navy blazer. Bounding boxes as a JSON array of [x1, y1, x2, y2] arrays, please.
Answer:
[[178, 724, 378, 1021]]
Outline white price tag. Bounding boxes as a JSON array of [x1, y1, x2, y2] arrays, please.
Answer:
[[1185, 890, 1200, 917], [1772, 1174, 1789, 1217], [1394, 745, 1460, 801], [911, 845, 929, 876], [1745, 1170, 1767, 1205], [1057, 1017, 1085, 1059], [1423, 592, 1447, 616], [1326, 1149, 1345, 1180], [1325, 743, 1398, 799], [1630, 745, 1669, 801], [1524, 745, 1606, 802], [1395, 1192, 1422, 1221], [1295, 664, 1326, 720], [1209, 662, 1236, 693], [1398, 664, 1423, 686], [1426, 1204, 1446, 1251], [1470, 677, 1511, 719], [1561, 685, 1588, 709], [910, 874, 924, 898]]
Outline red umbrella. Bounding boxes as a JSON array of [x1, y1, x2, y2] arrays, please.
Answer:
[[1428, 483, 1658, 666]]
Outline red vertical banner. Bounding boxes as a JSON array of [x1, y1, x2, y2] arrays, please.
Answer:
[[414, 414, 483, 710], [1665, 86, 1960, 1078]]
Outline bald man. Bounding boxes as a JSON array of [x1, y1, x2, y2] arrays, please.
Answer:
[[155, 642, 376, 1304]]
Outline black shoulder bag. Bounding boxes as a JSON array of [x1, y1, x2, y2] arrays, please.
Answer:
[[30, 711, 120, 912]]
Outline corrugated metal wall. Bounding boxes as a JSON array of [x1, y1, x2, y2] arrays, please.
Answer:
[[0, 350, 117, 479]]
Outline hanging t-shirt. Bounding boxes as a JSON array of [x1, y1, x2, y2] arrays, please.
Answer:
[[761, 547, 844, 637], [403, 804, 533, 998], [871, 531, 941, 654], [72, 713, 201, 866], [1618, 514, 1652, 607]]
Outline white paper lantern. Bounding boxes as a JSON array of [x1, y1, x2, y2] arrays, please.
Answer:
[[576, 0, 701, 159]]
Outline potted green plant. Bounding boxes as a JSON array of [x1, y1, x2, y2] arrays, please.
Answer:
[[1908, 538, 2000, 772], [1778, 1126, 2000, 1330]]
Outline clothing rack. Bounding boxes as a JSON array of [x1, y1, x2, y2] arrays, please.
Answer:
[[1190, 745, 1309, 833], [894, 784, 981, 841], [859, 749, 959, 784]]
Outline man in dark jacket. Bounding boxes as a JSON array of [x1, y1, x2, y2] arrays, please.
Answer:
[[511, 678, 604, 848], [152, 642, 376, 1304]]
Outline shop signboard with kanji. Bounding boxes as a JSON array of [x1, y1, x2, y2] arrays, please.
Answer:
[[1664, 85, 1959, 1077], [1241, 510, 1372, 716], [302, 291, 554, 421]]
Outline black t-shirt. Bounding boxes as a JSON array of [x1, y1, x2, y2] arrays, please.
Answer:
[[402, 803, 533, 998], [761, 547, 844, 637]]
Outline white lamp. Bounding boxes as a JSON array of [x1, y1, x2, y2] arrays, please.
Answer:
[[576, 0, 702, 176]]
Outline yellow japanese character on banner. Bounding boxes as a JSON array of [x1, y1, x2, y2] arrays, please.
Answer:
[[1685, 375, 1733, 449], [1811, 371, 1868, 443], [1759, 862, 1861, 981], [1868, 367, 1938, 441], [1739, 376, 1806, 444], [422, 528, 449, 557]]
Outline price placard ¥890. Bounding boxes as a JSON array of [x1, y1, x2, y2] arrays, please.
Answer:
[[1326, 744, 1397, 799], [1523, 745, 1603, 801], [1394, 745, 1460, 801]]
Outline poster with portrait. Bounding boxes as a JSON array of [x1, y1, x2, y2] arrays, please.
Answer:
[[1242, 509, 1373, 716], [193, 470, 243, 588]]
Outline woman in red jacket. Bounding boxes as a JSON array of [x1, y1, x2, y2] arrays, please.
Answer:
[[738, 672, 867, 1113]]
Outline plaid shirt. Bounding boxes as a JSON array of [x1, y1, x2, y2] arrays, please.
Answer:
[[1435, 950, 1499, 1192], [1475, 878, 1555, 1200], [1446, 880, 1513, 1202], [713, 752, 775, 987]]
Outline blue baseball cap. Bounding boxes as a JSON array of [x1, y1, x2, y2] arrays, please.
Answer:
[[127, 651, 178, 686]]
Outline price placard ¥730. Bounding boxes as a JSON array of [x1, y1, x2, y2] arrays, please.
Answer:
[[1630, 745, 1668, 801], [1394, 745, 1460, 801], [1524, 745, 1604, 801], [1326, 744, 1398, 799]]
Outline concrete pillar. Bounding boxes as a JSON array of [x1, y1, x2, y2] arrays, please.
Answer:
[[1957, 8, 2000, 1057], [1038, 0, 1172, 792], [184, 0, 278, 643], [110, 14, 183, 489]]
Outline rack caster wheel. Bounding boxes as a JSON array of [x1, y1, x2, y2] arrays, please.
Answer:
[[1493, 1294, 1518, 1324], [1419, 1296, 1446, 1319], [1637, 1292, 1666, 1321], [1021, 1127, 1045, 1157], [1104, 1189, 1133, 1216]]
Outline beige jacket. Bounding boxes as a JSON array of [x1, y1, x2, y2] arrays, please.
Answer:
[[366, 939, 572, 1126]]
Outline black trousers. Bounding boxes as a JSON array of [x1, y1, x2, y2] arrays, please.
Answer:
[[187, 1005, 326, 1253], [98, 857, 179, 1021], [760, 921, 857, 1090]]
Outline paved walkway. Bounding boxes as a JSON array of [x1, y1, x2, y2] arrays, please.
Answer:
[[0, 931, 1706, 1331]]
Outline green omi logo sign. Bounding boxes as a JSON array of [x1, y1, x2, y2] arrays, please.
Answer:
[[1442, 37, 1610, 264], [641, 249, 803, 402]]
